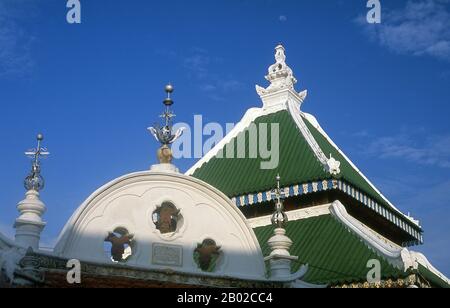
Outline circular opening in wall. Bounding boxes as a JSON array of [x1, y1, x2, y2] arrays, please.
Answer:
[[194, 239, 222, 272], [104, 227, 134, 263], [152, 202, 183, 235]]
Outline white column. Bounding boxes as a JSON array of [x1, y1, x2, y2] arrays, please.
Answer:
[[14, 190, 46, 250], [265, 227, 298, 279]]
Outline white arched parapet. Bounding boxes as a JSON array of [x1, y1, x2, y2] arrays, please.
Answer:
[[54, 171, 266, 280]]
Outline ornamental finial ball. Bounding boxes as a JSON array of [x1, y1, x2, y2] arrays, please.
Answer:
[[165, 84, 174, 94], [37, 133, 44, 141]]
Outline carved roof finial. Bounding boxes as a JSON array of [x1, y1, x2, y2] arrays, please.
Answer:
[[274, 44, 286, 63], [256, 44, 307, 106], [256, 44, 297, 96]]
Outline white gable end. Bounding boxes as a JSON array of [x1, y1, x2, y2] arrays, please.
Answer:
[[54, 171, 266, 280]]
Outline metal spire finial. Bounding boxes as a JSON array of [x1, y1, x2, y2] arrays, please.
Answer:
[[24, 133, 49, 192], [148, 84, 185, 164], [161, 83, 175, 127], [271, 174, 288, 228]]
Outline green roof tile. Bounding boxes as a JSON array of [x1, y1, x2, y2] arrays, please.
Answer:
[[303, 116, 391, 208], [192, 110, 329, 197], [192, 109, 392, 209], [416, 264, 450, 288], [253, 215, 406, 285], [191, 108, 422, 239]]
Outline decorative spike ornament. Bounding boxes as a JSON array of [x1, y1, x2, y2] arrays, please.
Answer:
[[148, 85, 185, 172], [14, 134, 49, 250]]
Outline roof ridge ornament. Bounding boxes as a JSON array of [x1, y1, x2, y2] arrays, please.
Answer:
[[265, 174, 300, 280], [326, 153, 341, 176], [270, 174, 288, 228], [256, 44, 308, 110], [24, 134, 49, 192], [148, 84, 185, 168], [15, 133, 48, 250]]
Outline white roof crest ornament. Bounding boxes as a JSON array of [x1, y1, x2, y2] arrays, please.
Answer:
[[256, 44, 307, 100], [326, 154, 341, 176]]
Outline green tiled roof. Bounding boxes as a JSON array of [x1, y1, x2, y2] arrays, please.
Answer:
[[191, 109, 422, 242], [303, 117, 391, 209], [192, 109, 392, 209], [416, 264, 450, 289], [254, 215, 406, 285], [192, 110, 329, 197]]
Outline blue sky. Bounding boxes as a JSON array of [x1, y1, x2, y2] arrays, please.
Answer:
[[0, 0, 449, 276]]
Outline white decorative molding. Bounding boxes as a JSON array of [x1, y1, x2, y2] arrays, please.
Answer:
[[150, 163, 179, 173], [303, 112, 420, 228], [327, 201, 450, 284], [287, 101, 330, 167], [330, 200, 404, 268], [250, 201, 416, 273], [401, 249, 450, 285], [248, 204, 331, 228], [186, 105, 287, 175], [326, 154, 341, 176]]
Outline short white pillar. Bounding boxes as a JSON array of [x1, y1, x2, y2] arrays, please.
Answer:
[[265, 228, 298, 279], [14, 190, 46, 250]]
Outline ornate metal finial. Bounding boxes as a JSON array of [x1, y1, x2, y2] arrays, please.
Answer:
[[148, 84, 185, 164], [24, 133, 49, 192], [271, 174, 288, 228]]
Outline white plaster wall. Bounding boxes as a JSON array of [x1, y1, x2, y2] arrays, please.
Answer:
[[53, 171, 266, 280]]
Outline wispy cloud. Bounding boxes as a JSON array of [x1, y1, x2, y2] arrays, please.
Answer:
[[0, 1, 35, 77], [183, 48, 211, 79], [351, 129, 371, 138], [279, 15, 287, 22], [356, 0, 450, 61], [363, 130, 450, 169], [182, 47, 244, 101]]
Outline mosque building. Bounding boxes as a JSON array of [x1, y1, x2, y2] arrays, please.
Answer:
[[0, 45, 448, 288]]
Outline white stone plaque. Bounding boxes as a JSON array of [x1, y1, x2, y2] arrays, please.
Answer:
[[152, 243, 183, 267]]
